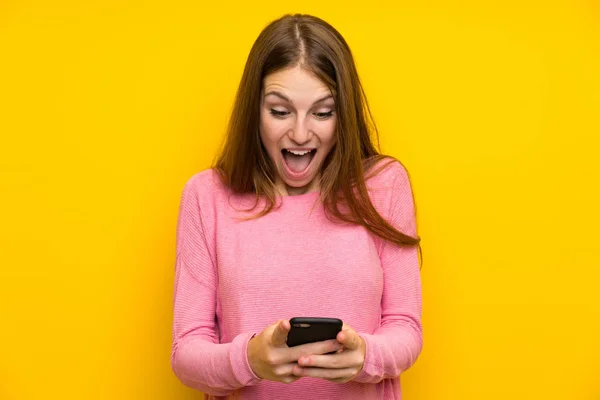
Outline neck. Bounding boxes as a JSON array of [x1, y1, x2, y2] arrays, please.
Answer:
[[276, 175, 321, 197]]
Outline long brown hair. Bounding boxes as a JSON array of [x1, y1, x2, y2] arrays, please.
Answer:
[[214, 13, 422, 261]]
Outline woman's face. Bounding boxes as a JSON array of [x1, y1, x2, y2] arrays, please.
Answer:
[[259, 65, 337, 196]]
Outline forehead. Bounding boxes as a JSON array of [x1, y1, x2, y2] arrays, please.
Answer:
[[262, 66, 331, 98]]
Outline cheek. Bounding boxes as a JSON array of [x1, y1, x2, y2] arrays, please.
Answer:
[[321, 119, 337, 145], [259, 118, 286, 166], [260, 116, 286, 146], [259, 118, 276, 147]]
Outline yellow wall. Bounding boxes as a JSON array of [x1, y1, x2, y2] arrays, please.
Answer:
[[1, 1, 599, 399]]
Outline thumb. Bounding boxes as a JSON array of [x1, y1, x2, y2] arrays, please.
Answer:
[[337, 326, 360, 350], [270, 319, 290, 347]]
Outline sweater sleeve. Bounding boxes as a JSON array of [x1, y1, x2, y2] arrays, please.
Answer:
[[170, 174, 262, 395], [353, 161, 423, 383]]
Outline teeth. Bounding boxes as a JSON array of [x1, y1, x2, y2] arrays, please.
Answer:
[[286, 149, 313, 156]]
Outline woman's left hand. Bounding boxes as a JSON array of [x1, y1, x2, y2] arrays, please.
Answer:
[[291, 323, 366, 383]]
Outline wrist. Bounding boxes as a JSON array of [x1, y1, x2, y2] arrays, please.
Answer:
[[351, 335, 367, 381], [358, 335, 366, 370], [351, 333, 370, 382], [247, 334, 262, 379]]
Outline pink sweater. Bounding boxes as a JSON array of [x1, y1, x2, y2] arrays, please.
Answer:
[[171, 159, 423, 399]]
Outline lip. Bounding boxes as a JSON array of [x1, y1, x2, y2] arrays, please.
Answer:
[[280, 149, 317, 181], [282, 147, 316, 153]]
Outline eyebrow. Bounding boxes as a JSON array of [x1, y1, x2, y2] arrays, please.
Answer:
[[264, 90, 334, 106]]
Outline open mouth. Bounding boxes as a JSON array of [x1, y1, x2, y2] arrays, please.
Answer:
[[281, 148, 317, 174]]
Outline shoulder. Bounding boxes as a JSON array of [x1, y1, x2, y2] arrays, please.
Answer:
[[178, 168, 232, 235], [182, 168, 228, 197], [179, 168, 231, 215], [363, 156, 416, 228], [364, 156, 411, 192]]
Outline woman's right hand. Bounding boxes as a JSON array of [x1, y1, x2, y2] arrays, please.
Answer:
[[247, 319, 343, 383]]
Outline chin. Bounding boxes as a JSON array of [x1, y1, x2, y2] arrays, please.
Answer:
[[283, 177, 314, 188]]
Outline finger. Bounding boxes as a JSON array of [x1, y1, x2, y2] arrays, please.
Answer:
[[337, 328, 360, 350], [271, 362, 300, 379], [297, 352, 355, 369], [271, 319, 290, 347], [285, 339, 342, 363], [292, 365, 358, 380], [280, 375, 302, 384]]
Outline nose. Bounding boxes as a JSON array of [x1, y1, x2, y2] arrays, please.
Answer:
[[288, 116, 312, 145]]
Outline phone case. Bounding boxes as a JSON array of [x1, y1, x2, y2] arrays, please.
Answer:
[[286, 317, 343, 348]]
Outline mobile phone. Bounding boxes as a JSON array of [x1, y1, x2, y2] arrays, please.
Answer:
[[286, 317, 343, 353]]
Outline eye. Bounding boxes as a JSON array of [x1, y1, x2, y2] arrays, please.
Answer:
[[314, 111, 334, 120], [269, 109, 289, 118]]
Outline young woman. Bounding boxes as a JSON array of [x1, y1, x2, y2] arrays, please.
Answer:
[[171, 13, 423, 399]]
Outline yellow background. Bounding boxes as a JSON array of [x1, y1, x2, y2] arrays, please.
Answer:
[[1, 1, 599, 399]]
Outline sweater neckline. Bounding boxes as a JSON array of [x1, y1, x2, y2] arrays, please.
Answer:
[[277, 190, 321, 203]]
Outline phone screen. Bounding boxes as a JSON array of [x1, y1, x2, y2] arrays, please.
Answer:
[[286, 317, 343, 348]]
